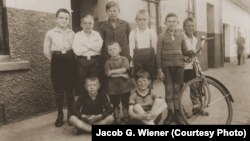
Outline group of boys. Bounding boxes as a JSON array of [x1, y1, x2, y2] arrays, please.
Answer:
[[44, 1, 203, 134]]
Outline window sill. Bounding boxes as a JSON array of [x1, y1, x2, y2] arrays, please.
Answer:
[[0, 55, 30, 71]]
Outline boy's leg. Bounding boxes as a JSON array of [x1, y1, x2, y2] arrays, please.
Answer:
[[54, 92, 64, 127], [76, 58, 89, 96], [95, 115, 115, 125], [133, 104, 154, 125], [163, 68, 174, 124], [173, 67, 185, 125], [65, 89, 74, 121], [150, 98, 167, 118], [109, 95, 121, 124], [69, 115, 92, 133], [121, 92, 131, 124]]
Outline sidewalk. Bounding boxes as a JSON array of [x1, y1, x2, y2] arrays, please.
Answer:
[[0, 59, 250, 141]]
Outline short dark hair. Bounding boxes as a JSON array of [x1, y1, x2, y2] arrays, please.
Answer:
[[80, 14, 94, 23], [107, 41, 120, 49], [106, 1, 120, 11], [84, 76, 99, 85], [135, 70, 150, 81], [183, 17, 194, 28], [56, 8, 70, 18], [165, 12, 178, 22]]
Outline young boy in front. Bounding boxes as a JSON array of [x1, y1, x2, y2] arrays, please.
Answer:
[[43, 8, 75, 127], [156, 13, 185, 124], [128, 70, 167, 125], [69, 77, 114, 133], [72, 15, 103, 96]]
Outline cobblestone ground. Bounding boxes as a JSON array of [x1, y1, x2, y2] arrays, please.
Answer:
[[0, 59, 249, 141]]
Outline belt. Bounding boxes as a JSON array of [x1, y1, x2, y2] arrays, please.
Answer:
[[52, 50, 72, 55], [77, 55, 100, 60]]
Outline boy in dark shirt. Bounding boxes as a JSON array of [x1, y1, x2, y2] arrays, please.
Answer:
[[69, 77, 114, 133]]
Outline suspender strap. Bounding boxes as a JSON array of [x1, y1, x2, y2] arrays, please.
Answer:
[[134, 29, 153, 50]]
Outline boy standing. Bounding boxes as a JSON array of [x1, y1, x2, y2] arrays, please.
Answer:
[[72, 15, 103, 96], [129, 9, 157, 82], [69, 77, 114, 133], [43, 8, 75, 127], [99, 1, 131, 62], [156, 13, 185, 124]]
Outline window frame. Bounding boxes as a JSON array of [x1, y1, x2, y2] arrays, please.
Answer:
[[0, 0, 9, 55]]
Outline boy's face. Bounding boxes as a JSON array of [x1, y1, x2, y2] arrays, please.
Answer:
[[184, 21, 195, 35], [107, 44, 121, 57], [165, 16, 178, 31], [106, 7, 119, 20], [136, 14, 149, 29], [137, 77, 150, 90], [81, 17, 94, 33], [85, 79, 100, 97], [56, 12, 70, 28]]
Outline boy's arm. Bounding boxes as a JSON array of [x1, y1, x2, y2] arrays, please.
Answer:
[[151, 29, 158, 53], [129, 31, 135, 60], [72, 33, 89, 56], [43, 31, 52, 61], [88, 32, 103, 53], [128, 93, 145, 120], [156, 35, 163, 71], [101, 94, 113, 118], [72, 96, 84, 119]]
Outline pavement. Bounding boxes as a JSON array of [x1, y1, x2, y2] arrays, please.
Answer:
[[0, 58, 250, 141]]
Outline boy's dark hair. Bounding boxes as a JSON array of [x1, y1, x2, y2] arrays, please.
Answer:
[[135, 70, 150, 81], [165, 12, 178, 21], [106, 1, 120, 11], [80, 14, 94, 23], [56, 8, 70, 18], [84, 76, 99, 85], [183, 17, 194, 28], [107, 41, 120, 49]]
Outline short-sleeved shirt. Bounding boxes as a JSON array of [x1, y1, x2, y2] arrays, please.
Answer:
[[105, 56, 134, 95], [156, 30, 184, 69], [129, 89, 161, 112], [43, 27, 74, 60], [99, 19, 131, 61], [183, 33, 198, 70], [72, 93, 112, 119]]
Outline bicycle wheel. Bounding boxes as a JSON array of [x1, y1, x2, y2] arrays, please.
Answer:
[[179, 77, 233, 125]]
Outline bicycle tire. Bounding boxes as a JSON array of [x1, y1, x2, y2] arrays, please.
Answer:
[[179, 77, 233, 125]]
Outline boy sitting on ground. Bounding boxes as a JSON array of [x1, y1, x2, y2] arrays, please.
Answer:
[[128, 70, 167, 125], [69, 76, 114, 133]]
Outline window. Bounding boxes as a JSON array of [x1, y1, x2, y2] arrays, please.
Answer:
[[0, 0, 9, 55], [143, 0, 160, 34], [187, 0, 195, 18]]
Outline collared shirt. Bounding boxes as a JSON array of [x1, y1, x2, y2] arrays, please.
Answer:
[[129, 28, 157, 58], [156, 29, 184, 69], [72, 30, 103, 57], [72, 93, 113, 119], [183, 33, 198, 69], [43, 27, 74, 60], [99, 18, 131, 60]]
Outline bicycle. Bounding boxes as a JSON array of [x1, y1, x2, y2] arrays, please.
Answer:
[[179, 36, 234, 125]]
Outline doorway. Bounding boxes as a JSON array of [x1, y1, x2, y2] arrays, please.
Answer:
[[207, 3, 215, 68], [71, 0, 98, 32]]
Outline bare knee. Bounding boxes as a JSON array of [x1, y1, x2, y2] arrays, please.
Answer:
[[69, 115, 80, 125]]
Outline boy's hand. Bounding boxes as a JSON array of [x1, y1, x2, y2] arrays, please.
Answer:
[[121, 74, 129, 79], [157, 69, 165, 81], [107, 70, 113, 76]]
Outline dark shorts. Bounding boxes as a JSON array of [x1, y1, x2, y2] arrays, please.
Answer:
[[76, 56, 100, 96], [184, 69, 196, 83], [51, 50, 76, 93], [133, 48, 156, 80], [163, 66, 184, 85]]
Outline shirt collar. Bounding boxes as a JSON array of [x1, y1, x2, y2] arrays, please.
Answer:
[[135, 27, 150, 33], [53, 27, 72, 33], [80, 30, 94, 37], [166, 29, 177, 36], [107, 18, 123, 28]]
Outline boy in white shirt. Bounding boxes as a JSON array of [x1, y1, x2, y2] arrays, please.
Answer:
[[72, 15, 103, 96], [129, 9, 157, 82]]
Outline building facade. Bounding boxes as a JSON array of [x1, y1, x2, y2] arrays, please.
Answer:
[[0, 0, 249, 123]]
